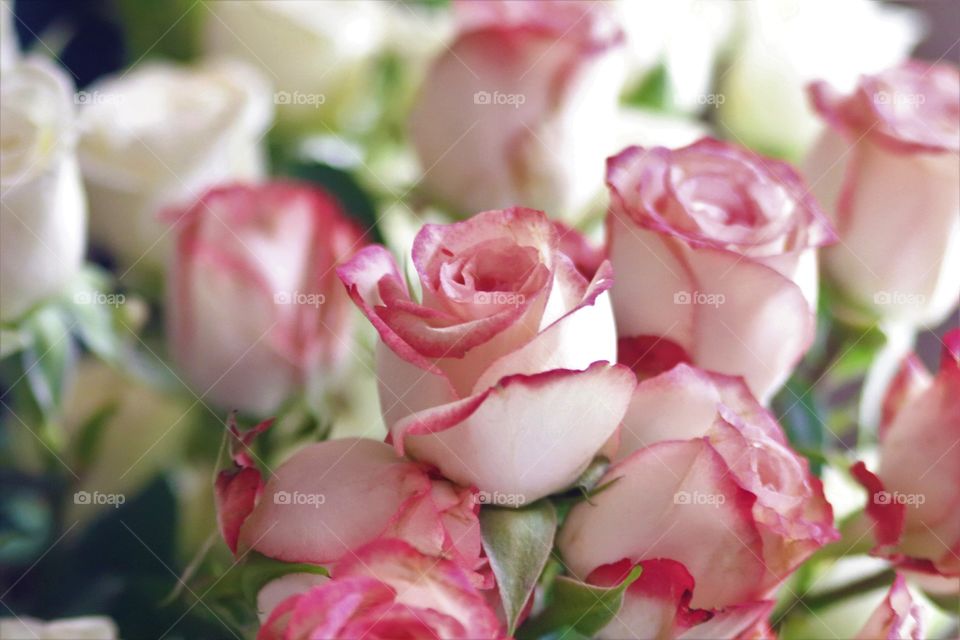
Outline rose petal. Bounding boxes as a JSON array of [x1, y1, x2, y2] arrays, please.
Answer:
[[394, 362, 635, 502]]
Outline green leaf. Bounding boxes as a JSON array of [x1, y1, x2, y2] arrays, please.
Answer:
[[21, 307, 73, 419], [239, 552, 330, 605], [518, 565, 644, 639], [622, 62, 674, 111], [480, 500, 557, 635], [73, 402, 119, 468]]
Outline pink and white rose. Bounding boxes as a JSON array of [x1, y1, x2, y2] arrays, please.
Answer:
[[257, 539, 501, 640], [168, 182, 363, 416], [217, 436, 483, 578], [851, 329, 960, 577], [606, 138, 837, 402], [558, 364, 838, 636], [854, 575, 924, 640], [805, 61, 960, 328], [409, 0, 626, 221], [338, 207, 634, 503]]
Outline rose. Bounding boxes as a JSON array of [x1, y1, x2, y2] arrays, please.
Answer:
[[54, 359, 196, 525], [258, 539, 501, 640], [0, 57, 86, 322], [851, 329, 960, 577], [805, 62, 960, 328], [78, 59, 272, 274], [0, 616, 117, 640], [167, 182, 363, 416], [718, 0, 921, 158], [218, 437, 483, 578], [203, 0, 386, 132], [558, 363, 837, 634], [409, 0, 626, 222], [605, 137, 837, 402], [583, 560, 773, 640], [337, 208, 634, 503], [855, 575, 924, 640]]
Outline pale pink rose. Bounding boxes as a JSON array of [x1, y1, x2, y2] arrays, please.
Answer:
[[558, 364, 837, 629], [851, 329, 960, 577], [854, 575, 924, 640], [606, 138, 836, 402], [585, 559, 773, 640], [258, 539, 501, 640], [409, 0, 626, 221], [805, 61, 960, 328], [216, 435, 483, 578], [168, 182, 363, 416], [338, 208, 634, 503]]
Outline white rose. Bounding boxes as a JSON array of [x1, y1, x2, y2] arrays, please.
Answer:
[[718, 0, 922, 158], [1, 57, 86, 322], [77, 58, 272, 274], [203, 0, 386, 131]]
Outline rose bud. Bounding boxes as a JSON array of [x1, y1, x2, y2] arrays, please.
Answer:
[[558, 364, 838, 634], [1, 57, 86, 322], [78, 59, 272, 274], [851, 329, 960, 577], [221, 437, 483, 578], [409, 0, 626, 222], [805, 61, 960, 328], [338, 208, 634, 503], [258, 539, 500, 640], [606, 138, 837, 402], [854, 575, 924, 640], [168, 182, 363, 416]]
